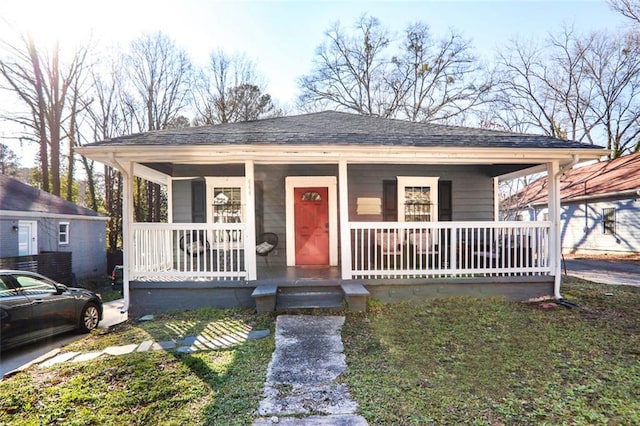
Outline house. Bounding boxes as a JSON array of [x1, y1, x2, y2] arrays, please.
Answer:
[[505, 152, 640, 256], [76, 111, 607, 316], [0, 175, 108, 281]]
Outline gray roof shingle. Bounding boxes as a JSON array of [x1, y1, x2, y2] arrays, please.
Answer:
[[87, 111, 603, 150], [0, 174, 102, 217]]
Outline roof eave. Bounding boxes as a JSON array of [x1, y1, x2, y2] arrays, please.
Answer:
[[76, 144, 608, 166]]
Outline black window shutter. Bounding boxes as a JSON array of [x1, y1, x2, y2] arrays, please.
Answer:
[[191, 180, 206, 223], [438, 180, 452, 221], [382, 180, 397, 222]]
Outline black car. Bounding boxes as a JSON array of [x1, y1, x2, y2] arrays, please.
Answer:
[[0, 270, 103, 351]]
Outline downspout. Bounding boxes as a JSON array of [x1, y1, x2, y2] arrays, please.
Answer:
[[553, 154, 580, 300], [108, 153, 131, 314]]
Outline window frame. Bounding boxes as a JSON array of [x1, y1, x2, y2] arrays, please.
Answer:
[[396, 176, 440, 222], [58, 222, 70, 245], [204, 177, 246, 224], [602, 207, 616, 235]]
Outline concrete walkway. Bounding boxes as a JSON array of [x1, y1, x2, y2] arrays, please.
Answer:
[[254, 315, 367, 426], [5, 319, 269, 377], [563, 258, 640, 287]]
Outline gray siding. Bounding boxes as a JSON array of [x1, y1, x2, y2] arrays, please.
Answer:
[[0, 217, 20, 257], [0, 214, 106, 279], [255, 164, 338, 267], [561, 197, 640, 254], [347, 164, 495, 222], [173, 164, 496, 267], [172, 180, 193, 223]]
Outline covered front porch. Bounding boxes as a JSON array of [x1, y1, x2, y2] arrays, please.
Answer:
[[76, 112, 607, 316], [120, 159, 562, 316]]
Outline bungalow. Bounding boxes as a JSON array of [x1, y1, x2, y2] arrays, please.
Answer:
[[0, 174, 108, 281], [506, 152, 640, 256], [76, 111, 607, 316]]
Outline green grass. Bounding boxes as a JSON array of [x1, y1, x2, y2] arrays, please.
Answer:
[[341, 277, 640, 424], [0, 309, 275, 425], [1, 278, 638, 425]]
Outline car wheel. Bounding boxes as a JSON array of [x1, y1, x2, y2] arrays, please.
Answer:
[[79, 303, 100, 332]]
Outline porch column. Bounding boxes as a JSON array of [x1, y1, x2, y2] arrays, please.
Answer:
[[339, 160, 352, 279], [120, 159, 134, 313], [547, 160, 562, 299], [244, 160, 257, 280]]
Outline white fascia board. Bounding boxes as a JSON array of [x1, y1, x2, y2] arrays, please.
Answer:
[[0, 210, 109, 221], [78, 144, 609, 165]]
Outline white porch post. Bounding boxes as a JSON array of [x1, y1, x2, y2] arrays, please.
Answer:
[[244, 160, 257, 280], [339, 160, 352, 279], [547, 160, 563, 299], [167, 178, 173, 223], [120, 160, 134, 313]]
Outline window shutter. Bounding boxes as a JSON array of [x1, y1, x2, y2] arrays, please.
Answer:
[[438, 180, 452, 221], [191, 180, 206, 223], [382, 180, 397, 221]]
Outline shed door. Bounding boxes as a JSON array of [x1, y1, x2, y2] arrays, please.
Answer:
[[294, 187, 329, 265]]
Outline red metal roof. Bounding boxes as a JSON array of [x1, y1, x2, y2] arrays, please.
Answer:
[[511, 152, 640, 205]]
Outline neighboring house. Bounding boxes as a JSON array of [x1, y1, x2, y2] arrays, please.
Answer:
[[77, 111, 606, 316], [0, 175, 108, 280], [506, 152, 640, 256]]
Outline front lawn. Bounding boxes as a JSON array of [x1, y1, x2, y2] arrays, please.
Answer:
[[0, 277, 638, 425], [341, 277, 640, 424]]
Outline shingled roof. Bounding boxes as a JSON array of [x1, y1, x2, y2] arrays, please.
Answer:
[[88, 111, 602, 150], [509, 152, 640, 206], [0, 174, 102, 217]]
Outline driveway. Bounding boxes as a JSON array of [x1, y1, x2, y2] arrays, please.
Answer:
[[1, 299, 127, 379], [563, 258, 640, 287]]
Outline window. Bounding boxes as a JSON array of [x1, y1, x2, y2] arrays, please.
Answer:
[[59, 222, 70, 245], [397, 177, 439, 222], [205, 177, 245, 223], [301, 191, 322, 201], [15, 275, 57, 296], [603, 208, 616, 234]]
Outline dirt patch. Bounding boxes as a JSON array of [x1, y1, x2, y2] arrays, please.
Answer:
[[564, 252, 640, 262]]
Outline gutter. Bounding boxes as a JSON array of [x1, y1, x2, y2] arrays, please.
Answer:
[[553, 155, 580, 300]]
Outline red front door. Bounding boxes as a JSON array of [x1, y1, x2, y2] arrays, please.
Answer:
[[294, 187, 329, 265]]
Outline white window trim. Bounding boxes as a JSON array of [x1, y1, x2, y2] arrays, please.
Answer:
[[285, 176, 338, 267], [204, 177, 246, 223], [397, 176, 439, 222], [58, 222, 70, 245]]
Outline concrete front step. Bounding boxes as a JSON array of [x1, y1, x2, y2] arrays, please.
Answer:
[[276, 287, 344, 310], [252, 283, 370, 313]]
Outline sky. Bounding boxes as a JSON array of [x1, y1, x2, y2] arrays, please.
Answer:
[[0, 0, 632, 165]]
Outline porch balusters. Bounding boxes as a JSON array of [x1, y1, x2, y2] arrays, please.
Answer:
[[131, 223, 247, 280], [350, 221, 551, 279]]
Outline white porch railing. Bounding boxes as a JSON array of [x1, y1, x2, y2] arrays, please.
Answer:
[[349, 221, 551, 279], [131, 223, 247, 280]]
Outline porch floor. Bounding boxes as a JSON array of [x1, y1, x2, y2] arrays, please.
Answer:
[[256, 266, 343, 286]]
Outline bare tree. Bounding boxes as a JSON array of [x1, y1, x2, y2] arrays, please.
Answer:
[[0, 33, 89, 197], [298, 15, 393, 116], [394, 23, 492, 123], [609, 0, 640, 24], [578, 31, 640, 156], [192, 50, 276, 124], [81, 58, 129, 250], [121, 32, 193, 222], [298, 16, 490, 123], [492, 27, 640, 157]]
